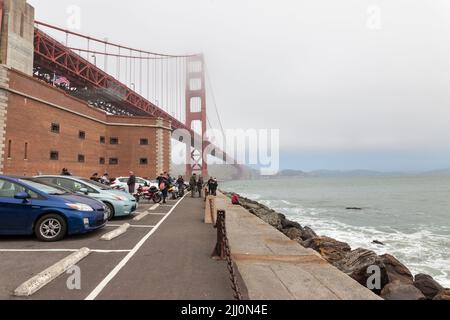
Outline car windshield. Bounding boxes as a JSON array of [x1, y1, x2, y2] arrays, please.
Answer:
[[80, 178, 111, 190], [20, 179, 69, 195]]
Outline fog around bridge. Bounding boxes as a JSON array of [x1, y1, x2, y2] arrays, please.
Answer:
[[29, 0, 450, 172]]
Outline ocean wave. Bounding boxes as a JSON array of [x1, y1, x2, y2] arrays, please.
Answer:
[[265, 202, 450, 287]]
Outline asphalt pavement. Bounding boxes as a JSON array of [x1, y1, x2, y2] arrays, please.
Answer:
[[0, 196, 236, 300]]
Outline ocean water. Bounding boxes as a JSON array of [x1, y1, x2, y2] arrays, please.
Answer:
[[222, 175, 450, 287]]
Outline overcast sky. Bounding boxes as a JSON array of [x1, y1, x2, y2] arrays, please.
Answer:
[[29, 0, 450, 171]]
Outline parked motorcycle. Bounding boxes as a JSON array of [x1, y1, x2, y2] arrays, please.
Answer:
[[134, 185, 162, 203]]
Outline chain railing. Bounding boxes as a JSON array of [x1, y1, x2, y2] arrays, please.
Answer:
[[209, 197, 215, 225], [212, 210, 243, 300]]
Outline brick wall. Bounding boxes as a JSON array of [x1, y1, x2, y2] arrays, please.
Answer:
[[0, 65, 8, 174], [1, 69, 172, 179]]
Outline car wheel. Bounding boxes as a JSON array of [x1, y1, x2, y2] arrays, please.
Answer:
[[35, 214, 67, 242], [104, 202, 115, 220]]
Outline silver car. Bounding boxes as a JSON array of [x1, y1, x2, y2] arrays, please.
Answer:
[[35, 176, 138, 220]]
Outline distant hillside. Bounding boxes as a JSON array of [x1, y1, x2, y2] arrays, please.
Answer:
[[171, 163, 257, 181], [270, 169, 411, 178], [423, 168, 450, 176]]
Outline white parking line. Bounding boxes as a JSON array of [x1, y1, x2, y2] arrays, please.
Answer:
[[14, 247, 91, 297], [149, 203, 160, 211], [100, 223, 130, 241], [85, 193, 187, 300], [148, 212, 167, 216], [133, 211, 149, 221], [0, 249, 131, 253], [106, 224, 155, 229]]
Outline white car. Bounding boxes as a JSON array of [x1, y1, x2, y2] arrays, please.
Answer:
[[110, 177, 158, 192]]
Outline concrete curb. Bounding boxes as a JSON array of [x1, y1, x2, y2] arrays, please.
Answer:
[[101, 223, 131, 241], [13, 247, 91, 297]]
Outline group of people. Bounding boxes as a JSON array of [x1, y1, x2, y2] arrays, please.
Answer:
[[155, 172, 172, 204], [90, 172, 112, 185], [188, 174, 219, 198], [68, 167, 239, 204]]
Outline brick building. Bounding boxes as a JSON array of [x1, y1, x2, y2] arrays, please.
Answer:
[[0, 0, 172, 179]]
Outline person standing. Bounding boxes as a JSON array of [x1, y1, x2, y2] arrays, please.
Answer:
[[159, 174, 169, 204], [127, 171, 136, 194], [176, 175, 185, 197], [156, 173, 164, 185], [211, 178, 218, 196], [207, 177, 214, 195], [101, 173, 110, 185], [189, 174, 197, 198], [61, 168, 72, 176], [197, 176, 204, 198], [90, 173, 99, 182]]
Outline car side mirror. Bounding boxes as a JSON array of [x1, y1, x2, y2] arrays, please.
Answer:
[[79, 188, 89, 195], [14, 192, 30, 200]]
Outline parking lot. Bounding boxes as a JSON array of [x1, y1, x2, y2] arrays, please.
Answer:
[[0, 196, 235, 300]]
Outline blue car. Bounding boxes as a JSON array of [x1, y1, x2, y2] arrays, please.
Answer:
[[0, 176, 108, 242]]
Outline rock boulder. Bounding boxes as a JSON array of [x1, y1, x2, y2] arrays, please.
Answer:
[[281, 218, 303, 230], [413, 274, 444, 300], [283, 228, 303, 241], [380, 254, 414, 284], [301, 226, 318, 241], [304, 237, 351, 264], [334, 248, 389, 290], [433, 289, 450, 300], [381, 281, 426, 300]]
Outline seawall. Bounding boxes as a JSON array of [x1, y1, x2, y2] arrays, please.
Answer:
[[207, 192, 381, 300], [218, 191, 449, 300]]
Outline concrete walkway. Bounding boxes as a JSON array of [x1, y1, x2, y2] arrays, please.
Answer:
[[214, 193, 381, 300], [96, 196, 236, 300]]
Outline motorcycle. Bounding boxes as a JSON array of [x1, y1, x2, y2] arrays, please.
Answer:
[[134, 185, 162, 203], [168, 185, 179, 200]]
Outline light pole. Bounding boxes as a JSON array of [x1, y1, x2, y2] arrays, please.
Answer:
[[92, 54, 97, 66]]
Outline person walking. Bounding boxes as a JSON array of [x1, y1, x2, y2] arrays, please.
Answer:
[[90, 173, 99, 182], [189, 174, 197, 198], [127, 171, 136, 194], [197, 175, 204, 198]]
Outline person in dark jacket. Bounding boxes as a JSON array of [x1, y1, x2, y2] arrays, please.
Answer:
[[197, 176, 204, 198], [210, 178, 218, 196], [189, 174, 197, 198], [207, 177, 214, 195], [159, 174, 169, 204], [127, 171, 136, 194], [61, 168, 72, 176], [176, 176, 185, 196]]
